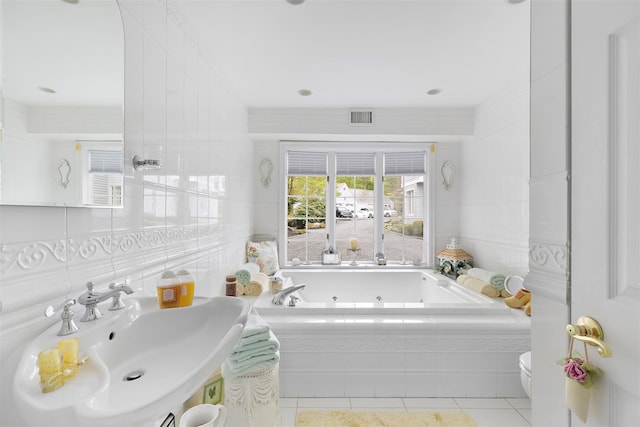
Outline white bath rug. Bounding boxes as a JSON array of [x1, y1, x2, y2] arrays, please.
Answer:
[[295, 410, 477, 427]]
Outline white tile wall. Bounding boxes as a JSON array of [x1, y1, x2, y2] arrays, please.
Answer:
[[458, 77, 530, 276], [529, 1, 571, 426], [0, 1, 253, 425], [435, 143, 463, 252]]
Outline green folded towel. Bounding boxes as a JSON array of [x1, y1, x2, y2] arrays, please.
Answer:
[[232, 308, 271, 348], [222, 351, 280, 378], [222, 307, 281, 378], [241, 308, 270, 338], [236, 330, 271, 347], [229, 330, 280, 363], [467, 267, 506, 290]]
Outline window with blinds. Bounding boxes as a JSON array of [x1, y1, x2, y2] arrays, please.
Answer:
[[287, 151, 328, 175], [88, 149, 124, 206], [383, 152, 426, 175], [282, 144, 432, 266], [336, 152, 376, 175], [335, 152, 376, 261], [286, 151, 328, 264], [381, 151, 426, 263]]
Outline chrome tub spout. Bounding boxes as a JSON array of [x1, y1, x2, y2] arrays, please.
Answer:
[[272, 284, 306, 305]]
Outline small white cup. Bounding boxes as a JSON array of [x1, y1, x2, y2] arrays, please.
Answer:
[[179, 404, 227, 427]]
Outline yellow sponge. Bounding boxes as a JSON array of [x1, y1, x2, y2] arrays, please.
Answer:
[[37, 348, 63, 374], [57, 337, 79, 379], [37, 348, 64, 393]]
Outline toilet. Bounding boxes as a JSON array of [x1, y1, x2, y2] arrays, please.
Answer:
[[519, 351, 532, 398]]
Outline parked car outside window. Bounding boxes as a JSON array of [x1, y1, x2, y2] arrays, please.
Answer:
[[355, 208, 374, 219], [336, 206, 353, 218]]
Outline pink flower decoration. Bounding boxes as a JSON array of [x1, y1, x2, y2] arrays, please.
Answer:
[[564, 358, 588, 383]]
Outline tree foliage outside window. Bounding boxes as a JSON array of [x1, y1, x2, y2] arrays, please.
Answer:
[[286, 175, 327, 262]]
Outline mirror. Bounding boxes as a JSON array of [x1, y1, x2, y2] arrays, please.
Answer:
[[0, 0, 124, 207]]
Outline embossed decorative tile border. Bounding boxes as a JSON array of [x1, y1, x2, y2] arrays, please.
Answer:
[[529, 241, 569, 272], [526, 240, 570, 302], [1, 240, 67, 275], [0, 224, 220, 276]]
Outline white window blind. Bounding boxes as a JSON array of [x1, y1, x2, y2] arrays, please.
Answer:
[[89, 149, 124, 173], [287, 151, 328, 175], [88, 149, 123, 206], [384, 152, 426, 175], [336, 152, 376, 175], [90, 174, 122, 205]]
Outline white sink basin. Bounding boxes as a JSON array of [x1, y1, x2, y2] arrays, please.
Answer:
[[14, 296, 249, 427]]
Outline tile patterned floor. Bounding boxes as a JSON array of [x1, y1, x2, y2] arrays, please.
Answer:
[[279, 397, 531, 427]]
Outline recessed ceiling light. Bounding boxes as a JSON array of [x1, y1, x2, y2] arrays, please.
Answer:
[[298, 89, 312, 96], [61, 0, 80, 4], [286, 0, 305, 5], [507, 0, 526, 4], [427, 89, 442, 95], [38, 86, 56, 94]]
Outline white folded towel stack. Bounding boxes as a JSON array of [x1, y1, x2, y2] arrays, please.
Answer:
[[222, 308, 280, 379]]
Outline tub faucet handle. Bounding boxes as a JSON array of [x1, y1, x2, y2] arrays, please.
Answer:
[[288, 296, 300, 307]]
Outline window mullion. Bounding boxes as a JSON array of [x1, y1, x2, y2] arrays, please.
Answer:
[[326, 152, 337, 251], [375, 153, 384, 257], [425, 145, 436, 265]]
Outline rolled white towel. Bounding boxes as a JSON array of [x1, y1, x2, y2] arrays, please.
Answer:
[[467, 268, 506, 290], [239, 262, 260, 276], [457, 274, 499, 298]]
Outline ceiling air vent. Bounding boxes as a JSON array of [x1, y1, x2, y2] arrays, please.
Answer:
[[349, 110, 374, 126]]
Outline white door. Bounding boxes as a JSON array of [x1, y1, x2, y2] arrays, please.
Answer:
[[572, 0, 640, 425]]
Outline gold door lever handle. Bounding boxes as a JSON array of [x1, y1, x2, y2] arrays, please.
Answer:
[[566, 316, 612, 358]]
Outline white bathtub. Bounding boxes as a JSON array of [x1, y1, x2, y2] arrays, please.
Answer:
[[254, 268, 531, 399], [254, 269, 509, 315]]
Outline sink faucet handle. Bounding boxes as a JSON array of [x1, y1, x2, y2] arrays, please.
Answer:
[[44, 299, 79, 336], [44, 298, 76, 318], [108, 276, 133, 311], [109, 276, 131, 289]]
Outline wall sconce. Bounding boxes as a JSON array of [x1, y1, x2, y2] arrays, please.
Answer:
[[260, 158, 273, 188], [441, 160, 455, 190], [57, 159, 71, 188], [132, 155, 162, 171]]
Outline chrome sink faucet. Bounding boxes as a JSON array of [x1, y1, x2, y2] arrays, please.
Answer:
[[44, 298, 79, 336], [272, 284, 306, 305], [78, 277, 133, 322]]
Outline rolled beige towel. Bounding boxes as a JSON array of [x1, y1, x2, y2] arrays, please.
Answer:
[[457, 275, 500, 298], [244, 271, 269, 296], [236, 283, 246, 296], [500, 289, 512, 298], [244, 281, 263, 296], [456, 274, 469, 285]]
